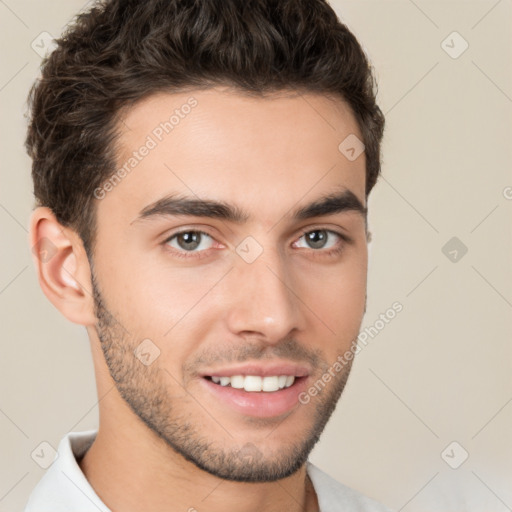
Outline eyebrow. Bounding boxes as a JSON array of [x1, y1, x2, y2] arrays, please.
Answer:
[[131, 188, 367, 225]]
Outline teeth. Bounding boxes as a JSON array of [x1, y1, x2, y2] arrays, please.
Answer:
[[230, 375, 245, 389], [209, 375, 296, 392], [262, 376, 279, 392], [244, 375, 262, 392]]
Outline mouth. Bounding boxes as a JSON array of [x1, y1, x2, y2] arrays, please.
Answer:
[[199, 365, 310, 418], [204, 374, 299, 392]]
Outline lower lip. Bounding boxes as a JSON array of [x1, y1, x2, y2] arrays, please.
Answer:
[[199, 377, 309, 418]]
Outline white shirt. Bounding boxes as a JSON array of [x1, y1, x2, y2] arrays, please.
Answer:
[[24, 430, 394, 512]]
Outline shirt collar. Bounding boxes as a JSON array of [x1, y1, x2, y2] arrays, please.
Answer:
[[25, 429, 340, 512], [25, 429, 110, 512]]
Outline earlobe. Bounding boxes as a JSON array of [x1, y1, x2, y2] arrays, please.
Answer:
[[29, 207, 97, 326]]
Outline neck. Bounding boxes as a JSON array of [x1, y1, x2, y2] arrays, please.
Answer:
[[78, 416, 319, 512]]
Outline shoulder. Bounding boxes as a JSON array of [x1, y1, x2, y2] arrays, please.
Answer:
[[306, 461, 395, 512]]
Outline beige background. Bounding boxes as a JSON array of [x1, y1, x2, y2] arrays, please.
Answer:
[[1, 1, 511, 510]]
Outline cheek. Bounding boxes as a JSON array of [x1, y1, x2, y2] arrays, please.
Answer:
[[312, 272, 366, 319], [296, 254, 367, 340], [341, 254, 367, 308], [105, 259, 227, 369], [105, 244, 221, 324]]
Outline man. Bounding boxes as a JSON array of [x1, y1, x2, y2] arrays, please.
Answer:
[[24, 0, 390, 510]]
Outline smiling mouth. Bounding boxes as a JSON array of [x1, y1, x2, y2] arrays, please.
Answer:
[[204, 375, 304, 392], [200, 372, 309, 418]]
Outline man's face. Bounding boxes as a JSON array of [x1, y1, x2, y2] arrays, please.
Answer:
[[89, 87, 368, 482]]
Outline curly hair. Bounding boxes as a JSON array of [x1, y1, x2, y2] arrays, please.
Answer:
[[25, 0, 385, 259]]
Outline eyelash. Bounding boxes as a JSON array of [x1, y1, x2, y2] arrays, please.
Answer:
[[162, 228, 351, 260]]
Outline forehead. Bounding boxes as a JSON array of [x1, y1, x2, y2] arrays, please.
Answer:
[[99, 87, 366, 227]]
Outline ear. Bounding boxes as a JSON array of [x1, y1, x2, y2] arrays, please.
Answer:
[[29, 207, 96, 326]]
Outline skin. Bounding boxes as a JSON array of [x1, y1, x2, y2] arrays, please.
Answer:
[[29, 87, 369, 512]]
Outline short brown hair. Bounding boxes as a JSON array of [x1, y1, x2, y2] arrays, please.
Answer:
[[25, 0, 385, 259]]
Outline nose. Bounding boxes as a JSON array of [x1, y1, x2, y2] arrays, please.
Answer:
[[224, 245, 304, 344]]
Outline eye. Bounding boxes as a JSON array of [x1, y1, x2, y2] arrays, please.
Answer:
[[162, 228, 349, 260], [293, 229, 346, 253], [164, 230, 215, 256]]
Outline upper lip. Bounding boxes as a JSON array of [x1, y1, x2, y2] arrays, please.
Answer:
[[199, 362, 311, 378]]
